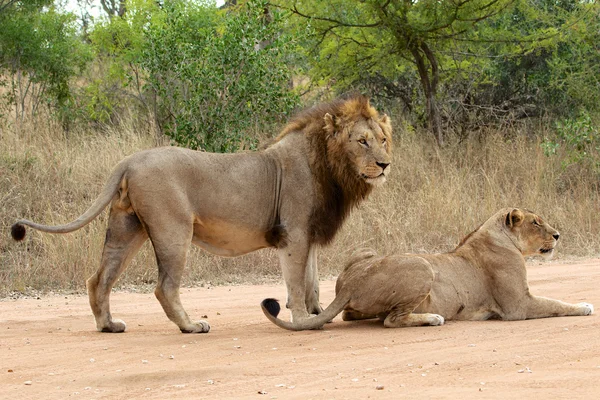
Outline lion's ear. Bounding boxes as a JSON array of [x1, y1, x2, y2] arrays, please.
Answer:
[[505, 209, 524, 228], [378, 114, 392, 141], [324, 113, 339, 136]]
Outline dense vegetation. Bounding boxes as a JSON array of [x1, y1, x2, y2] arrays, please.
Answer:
[[1, 0, 599, 150], [1, 0, 599, 294]]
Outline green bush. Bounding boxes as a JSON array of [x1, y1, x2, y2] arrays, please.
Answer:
[[542, 111, 600, 175], [142, 0, 299, 152]]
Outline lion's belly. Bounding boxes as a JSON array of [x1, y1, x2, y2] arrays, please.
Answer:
[[192, 219, 270, 257]]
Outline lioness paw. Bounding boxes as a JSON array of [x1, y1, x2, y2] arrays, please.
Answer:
[[180, 320, 210, 334], [430, 314, 445, 326], [578, 303, 594, 316]]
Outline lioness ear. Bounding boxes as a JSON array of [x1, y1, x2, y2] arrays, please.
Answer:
[[505, 209, 524, 228], [324, 113, 339, 136]]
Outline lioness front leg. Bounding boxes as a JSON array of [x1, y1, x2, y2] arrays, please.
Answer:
[[523, 295, 594, 320], [87, 206, 148, 333]]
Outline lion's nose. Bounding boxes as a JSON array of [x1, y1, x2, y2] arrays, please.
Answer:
[[553, 232, 560, 240], [376, 162, 389, 171]]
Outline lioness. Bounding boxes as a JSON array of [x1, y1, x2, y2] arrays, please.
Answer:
[[11, 95, 392, 333], [262, 208, 593, 330]]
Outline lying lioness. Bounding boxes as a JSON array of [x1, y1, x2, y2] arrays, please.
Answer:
[[262, 208, 594, 330]]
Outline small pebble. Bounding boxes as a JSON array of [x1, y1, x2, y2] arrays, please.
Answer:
[[24, 381, 32, 386], [376, 385, 384, 390]]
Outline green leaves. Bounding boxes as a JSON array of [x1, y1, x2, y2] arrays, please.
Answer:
[[141, 0, 299, 152], [0, 2, 91, 121]]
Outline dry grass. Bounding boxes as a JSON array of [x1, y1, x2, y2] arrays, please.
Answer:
[[1, 116, 599, 296]]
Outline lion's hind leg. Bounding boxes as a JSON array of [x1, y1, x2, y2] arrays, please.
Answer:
[[87, 206, 148, 333], [342, 310, 377, 321], [148, 218, 209, 334]]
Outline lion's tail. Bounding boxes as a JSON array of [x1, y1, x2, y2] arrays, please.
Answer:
[[11, 160, 129, 241], [261, 293, 349, 331]]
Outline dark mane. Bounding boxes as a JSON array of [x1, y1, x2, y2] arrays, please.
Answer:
[[273, 95, 385, 246]]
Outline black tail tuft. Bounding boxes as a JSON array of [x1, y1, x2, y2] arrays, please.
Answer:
[[261, 298, 281, 317], [11, 223, 26, 241]]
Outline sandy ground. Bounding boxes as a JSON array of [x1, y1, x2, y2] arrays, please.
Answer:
[[1, 258, 599, 400]]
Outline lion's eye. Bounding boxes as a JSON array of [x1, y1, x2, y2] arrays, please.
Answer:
[[533, 220, 540, 226], [381, 137, 387, 145], [358, 138, 368, 146]]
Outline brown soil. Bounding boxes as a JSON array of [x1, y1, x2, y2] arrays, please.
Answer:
[[1, 259, 600, 399]]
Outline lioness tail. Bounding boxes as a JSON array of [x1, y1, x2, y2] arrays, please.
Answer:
[[261, 294, 349, 331]]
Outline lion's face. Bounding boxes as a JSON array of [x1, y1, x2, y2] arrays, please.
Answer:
[[506, 209, 560, 258], [325, 113, 393, 187]]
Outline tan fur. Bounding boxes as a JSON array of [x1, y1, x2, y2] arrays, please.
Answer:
[[11, 95, 392, 334], [262, 208, 593, 331]]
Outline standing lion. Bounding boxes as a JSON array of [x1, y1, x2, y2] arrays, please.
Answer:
[[11, 95, 392, 334]]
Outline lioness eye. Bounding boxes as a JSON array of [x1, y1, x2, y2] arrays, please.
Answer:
[[533, 220, 540, 226], [381, 137, 387, 145], [358, 138, 367, 145]]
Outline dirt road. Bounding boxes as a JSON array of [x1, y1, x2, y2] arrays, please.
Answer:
[[1, 259, 599, 399]]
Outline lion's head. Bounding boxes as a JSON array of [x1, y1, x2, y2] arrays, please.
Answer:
[[277, 95, 392, 186], [505, 208, 560, 258], [323, 97, 392, 187]]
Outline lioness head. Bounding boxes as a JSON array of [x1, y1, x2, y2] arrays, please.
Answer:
[[505, 209, 560, 258], [324, 97, 392, 186]]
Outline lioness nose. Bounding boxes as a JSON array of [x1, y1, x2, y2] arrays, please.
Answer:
[[553, 232, 560, 240], [376, 162, 389, 171]]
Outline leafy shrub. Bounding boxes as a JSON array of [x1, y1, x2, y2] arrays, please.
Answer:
[[542, 111, 600, 175], [142, 0, 299, 152]]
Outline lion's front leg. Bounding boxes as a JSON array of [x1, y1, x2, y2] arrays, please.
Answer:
[[305, 245, 323, 315], [278, 235, 312, 323], [523, 295, 593, 320]]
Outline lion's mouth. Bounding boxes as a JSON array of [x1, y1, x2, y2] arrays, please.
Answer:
[[539, 247, 554, 254], [361, 172, 385, 180], [362, 172, 387, 186]]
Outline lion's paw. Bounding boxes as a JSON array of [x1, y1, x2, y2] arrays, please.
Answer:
[[99, 319, 127, 333], [180, 320, 210, 334], [578, 303, 594, 316], [429, 314, 445, 326]]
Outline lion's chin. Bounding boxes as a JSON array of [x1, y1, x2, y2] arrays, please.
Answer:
[[365, 175, 387, 186]]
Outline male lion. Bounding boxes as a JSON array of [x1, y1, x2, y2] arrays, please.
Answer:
[[11, 95, 392, 334], [262, 208, 593, 330]]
